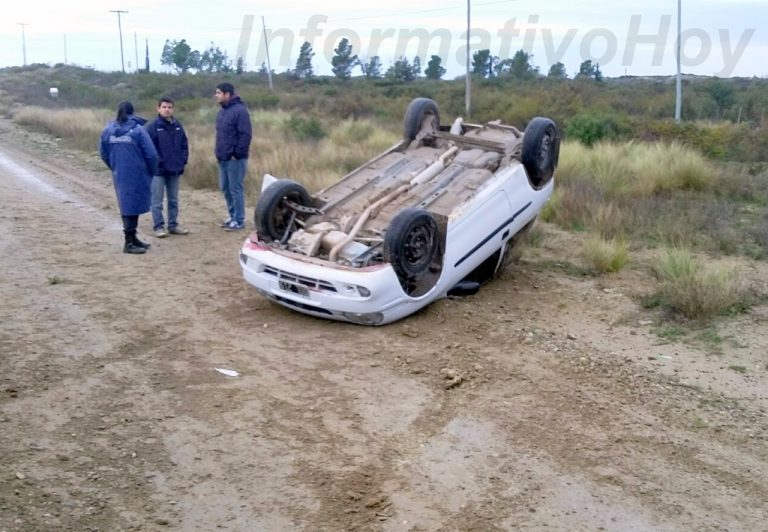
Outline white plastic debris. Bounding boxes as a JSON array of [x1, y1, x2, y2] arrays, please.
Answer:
[[214, 368, 240, 377]]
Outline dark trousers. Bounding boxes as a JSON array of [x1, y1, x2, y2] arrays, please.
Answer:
[[122, 215, 139, 237]]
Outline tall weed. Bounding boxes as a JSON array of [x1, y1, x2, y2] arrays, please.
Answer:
[[651, 248, 747, 320]]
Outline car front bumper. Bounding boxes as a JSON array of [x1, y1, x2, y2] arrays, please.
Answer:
[[239, 237, 428, 325]]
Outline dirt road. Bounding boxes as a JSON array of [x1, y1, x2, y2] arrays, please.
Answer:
[[1, 121, 767, 531]]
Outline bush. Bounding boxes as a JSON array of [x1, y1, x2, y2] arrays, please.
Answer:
[[286, 115, 326, 141], [651, 248, 747, 320], [565, 112, 630, 146], [581, 235, 629, 274]]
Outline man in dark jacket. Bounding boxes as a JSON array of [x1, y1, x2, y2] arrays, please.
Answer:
[[214, 82, 252, 231], [146, 97, 190, 237]]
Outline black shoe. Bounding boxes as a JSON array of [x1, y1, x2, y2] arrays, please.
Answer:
[[133, 236, 151, 249], [123, 242, 147, 254]]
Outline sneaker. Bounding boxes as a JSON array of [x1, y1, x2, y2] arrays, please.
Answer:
[[168, 225, 189, 235], [154, 228, 168, 238], [219, 218, 233, 228], [225, 221, 245, 231]]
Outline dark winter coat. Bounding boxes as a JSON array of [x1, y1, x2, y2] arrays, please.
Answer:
[[99, 115, 158, 216], [215, 95, 252, 161], [145, 115, 189, 177]]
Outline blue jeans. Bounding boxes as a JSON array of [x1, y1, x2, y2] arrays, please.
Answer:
[[218, 158, 247, 225], [151, 174, 181, 230]]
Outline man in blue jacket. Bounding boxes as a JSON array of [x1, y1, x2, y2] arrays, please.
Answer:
[[146, 97, 190, 237], [99, 101, 158, 254], [214, 82, 252, 231]]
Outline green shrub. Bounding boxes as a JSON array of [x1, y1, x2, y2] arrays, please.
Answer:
[[651, 248, 747, 320], [565, 112, 630, 146], [581, 235, 629, 273], [286, 115, 326, 141]]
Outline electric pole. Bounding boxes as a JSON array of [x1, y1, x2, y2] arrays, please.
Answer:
[[465, 1, 471, 118], [134, 32, 139, 73], [17, 23, 29, 66], [110, 10, 128, 73], [261, 16, 274, 91], [675, 0, 682, 123], [64, 34, 68, 64]]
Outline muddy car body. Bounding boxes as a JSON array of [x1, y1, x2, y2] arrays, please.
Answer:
[[239, 98, 560, 325]]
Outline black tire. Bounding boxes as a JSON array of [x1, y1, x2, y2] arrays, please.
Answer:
[[403, 98, 440, 141], [384, 208, 440, 279], [255, 179, 311, 242], [521, 117, 560, 188]]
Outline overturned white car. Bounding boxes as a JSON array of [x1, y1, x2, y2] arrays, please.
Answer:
[[239, 98, 560, 325]]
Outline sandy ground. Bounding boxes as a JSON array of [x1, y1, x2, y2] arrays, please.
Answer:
[[1, 120, 767, 532]]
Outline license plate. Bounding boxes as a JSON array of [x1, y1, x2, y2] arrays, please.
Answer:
[[279, 281, 309, 297]]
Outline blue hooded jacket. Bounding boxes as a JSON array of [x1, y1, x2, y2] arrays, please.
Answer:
[[99, 115, 159, 216], [215, 95, 252, 162], [146, 115, 189, 176]]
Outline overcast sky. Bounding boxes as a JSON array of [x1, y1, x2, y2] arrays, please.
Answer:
[[0, 0, 765, 78]]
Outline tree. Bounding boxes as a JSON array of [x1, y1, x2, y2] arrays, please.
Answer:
[[293, 41, 314, 79], [496, 50, 539, 80], [424, 55, 446, 80], [576, 60, 603, 81], [359, 56, 382, 78], [386, 57, 416, 82], [331, 38, 357, 80], [471, 49, 495, 78], [547, 62, 567, 79], [161, 39, 196, 73], [411, 56, 422, 79], [199, 43, 231, 73], [235, 57, 245, 75]]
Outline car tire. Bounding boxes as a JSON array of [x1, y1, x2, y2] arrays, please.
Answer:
[[384, 208, 440, 280], [521, 117, 560, 188], [255, 179, 311, 243], [403, 98, 441, 141]]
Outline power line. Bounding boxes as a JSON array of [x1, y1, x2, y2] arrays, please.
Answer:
[[109, 10, 128, 73]]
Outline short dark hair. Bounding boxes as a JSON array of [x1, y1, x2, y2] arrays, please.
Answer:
[[158, 97, 174, 106], [216, 82, 235, 95]]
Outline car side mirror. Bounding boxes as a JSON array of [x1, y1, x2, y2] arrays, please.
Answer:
[[447, 280, 480, 297]]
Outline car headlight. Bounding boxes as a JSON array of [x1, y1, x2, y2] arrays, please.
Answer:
[[341, 311, 384, 325]]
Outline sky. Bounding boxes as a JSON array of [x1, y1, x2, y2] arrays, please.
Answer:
[[0, 0, 765, 78]]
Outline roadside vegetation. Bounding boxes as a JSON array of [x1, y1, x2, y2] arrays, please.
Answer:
[[1, 64, 766, 324]]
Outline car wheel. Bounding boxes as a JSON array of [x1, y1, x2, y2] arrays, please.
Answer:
[[403, 98, 441, 141], [255, 179, 311, 243], [384, 208, 440, 280], [521, 117, 560, 188]]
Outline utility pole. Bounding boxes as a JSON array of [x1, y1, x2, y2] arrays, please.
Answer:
[[17, 23, 29, 66], [134, 32, 139, 73], [110, 10, 128, 73], [261, 16, 274, 91], [675, 0, 682, 123], [64, 34, 68, 64], [465, 1, 471, 118]]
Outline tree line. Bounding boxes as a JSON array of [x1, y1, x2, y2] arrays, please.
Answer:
[[161, 37, 603, 82]]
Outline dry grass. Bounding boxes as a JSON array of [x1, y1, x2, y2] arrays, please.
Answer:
[[651, 248, 747, 320], [12, 106, 399, 197], [581, 235, 630, 274], [558, 140, 718, 197], [13, 106, 111, 152]]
